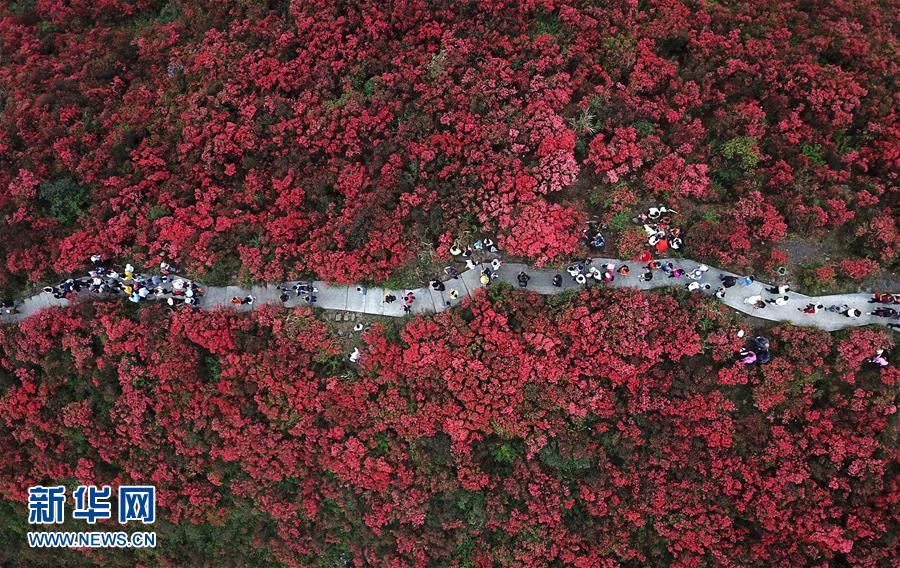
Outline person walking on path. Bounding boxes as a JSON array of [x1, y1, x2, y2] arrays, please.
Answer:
[[743, 295, 766, 309], [868, 307, 898, 318], [517, 271, 530, 288], [800, 303, 824, 314]]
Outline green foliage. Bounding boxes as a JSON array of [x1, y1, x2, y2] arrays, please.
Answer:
[[426, 49, 447, 80], [801, 144, 825, 166], [38, 177, 87, 225], [493, 442, 519, 464], [147, 205, 171, 221], [721, 136, 760, 170], [609, 211, 631, 231], [533, 9, 563, 37], [633, 120, 655, 136], [324, 89, 351, 110]]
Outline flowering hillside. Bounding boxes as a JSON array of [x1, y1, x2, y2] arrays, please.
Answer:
[[0, 0, 897, 290], [0, 289, 896, 565]]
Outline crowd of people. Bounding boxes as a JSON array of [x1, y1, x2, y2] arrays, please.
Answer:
[[633, 206, 683, 253], [35, 256, 204, 310]]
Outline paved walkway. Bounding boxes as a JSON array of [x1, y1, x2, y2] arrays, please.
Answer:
[[1, 258, 897, 332]]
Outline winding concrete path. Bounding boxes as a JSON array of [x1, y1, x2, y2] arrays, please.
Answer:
[[1, 257, 897, 332]]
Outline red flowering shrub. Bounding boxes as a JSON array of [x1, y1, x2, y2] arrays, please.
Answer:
[[839, 258, 880, 281]]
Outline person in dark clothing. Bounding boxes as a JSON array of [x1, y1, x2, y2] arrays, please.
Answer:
[[430, 279, 446, 292], [720, 275, 738, 288], [517, 271, 530, 287], [552, 274, 562, 287], [384, 294, 397, 303], [868, 307, 898, 318]]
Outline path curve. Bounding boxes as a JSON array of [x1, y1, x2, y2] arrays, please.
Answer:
[[1, 258, 897, 332]]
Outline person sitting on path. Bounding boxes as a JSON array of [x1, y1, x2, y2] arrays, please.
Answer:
[[465, 258, 478, 270], [450, 244, 462, 256], [552, 274, 562, 287], [242, 295, 255, 305], [843, 307, 861, 318], [449, 289, 460, 301], [576, 273, 587, 284], [404, 292, 415, 305], [517, 271, 530, 288], [618, 264, 630, 276], [384, 293, 397, 303], [640, 270, 653, 282], [766, 284, 790, 295], [669, 268, 685, 279], [230, 297, 242, 305], [868, 293, 898, 304], [480, 270, 491, 286], [430, 279, 446, 292], [444, 266, 460, 279], [490, 258, 502, 271], [715, 286, 726, 299], [766, 295, 790, 306]]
